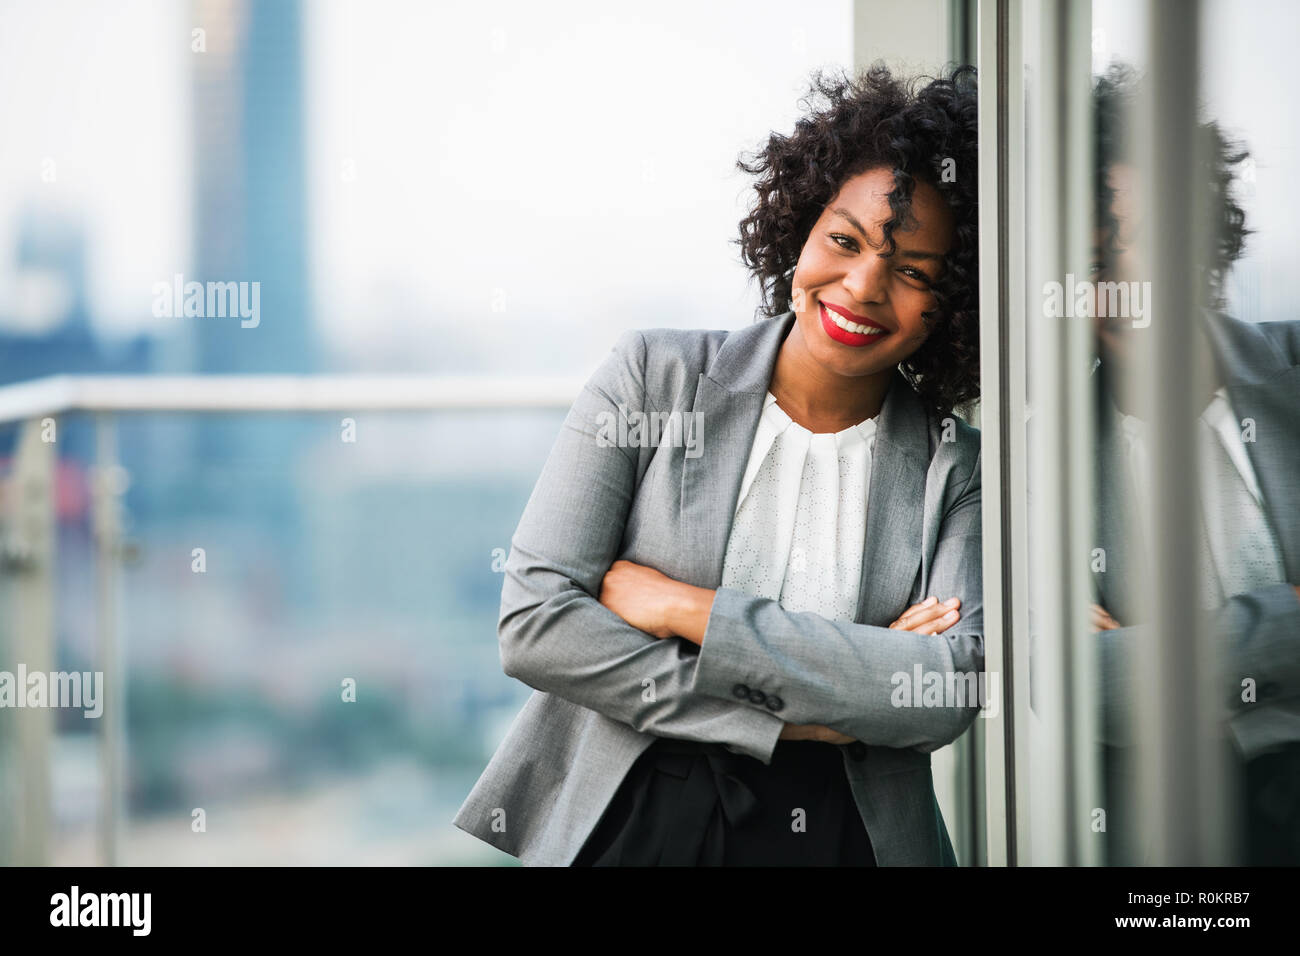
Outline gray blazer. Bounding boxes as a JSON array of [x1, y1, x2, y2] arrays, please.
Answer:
[[452, 311, 985, 866]]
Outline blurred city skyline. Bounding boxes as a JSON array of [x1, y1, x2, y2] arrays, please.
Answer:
[[0, 0, 855, 384]]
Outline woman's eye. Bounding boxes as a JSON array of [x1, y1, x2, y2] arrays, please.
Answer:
[[829, 233, 857, 251], [899, 266, 933, 284]]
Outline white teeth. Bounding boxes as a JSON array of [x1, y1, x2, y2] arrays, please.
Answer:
[[824, 305, 885, 336]]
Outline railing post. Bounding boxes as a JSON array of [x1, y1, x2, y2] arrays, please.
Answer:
[[0, 416, 57, 865], [92, 413, 128, 866]]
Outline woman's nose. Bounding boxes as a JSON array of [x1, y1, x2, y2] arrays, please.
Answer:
[[841, 253, 889, 305]]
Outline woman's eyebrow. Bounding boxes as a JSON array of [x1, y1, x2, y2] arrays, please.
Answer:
[[831, 206, 945, 259], [831, 206, 872, 238]]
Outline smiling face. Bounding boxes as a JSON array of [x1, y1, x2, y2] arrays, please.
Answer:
[[790, 166, 955, 381]]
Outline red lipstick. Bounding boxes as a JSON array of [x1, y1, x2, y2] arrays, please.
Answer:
[[818, 300, 889, 348]]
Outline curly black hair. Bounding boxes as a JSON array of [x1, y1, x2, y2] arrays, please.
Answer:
[[734, 62, 980, 416], [1092, 62, 1251, 305]]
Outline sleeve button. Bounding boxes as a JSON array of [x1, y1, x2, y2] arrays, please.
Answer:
[[747, 688, 767, 705], [732, 683, 751, 700], [764, 695, 784, 712]]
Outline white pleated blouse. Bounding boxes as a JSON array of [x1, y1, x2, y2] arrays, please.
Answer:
[[720, 391, 879, 620]]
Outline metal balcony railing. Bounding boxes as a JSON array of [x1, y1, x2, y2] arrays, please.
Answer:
[[0, 373, 583, 866]]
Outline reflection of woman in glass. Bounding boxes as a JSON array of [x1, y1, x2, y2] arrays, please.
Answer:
[[1087, 64, 1300, 866], [454, 65, 985, 866]]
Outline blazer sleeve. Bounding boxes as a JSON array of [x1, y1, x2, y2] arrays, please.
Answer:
[[690, 454, 986, 752], [497, 329, 785, 763], [1096, 584, 1300, 759]]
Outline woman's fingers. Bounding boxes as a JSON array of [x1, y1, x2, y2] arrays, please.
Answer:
[[891, 596, 938, 628], [917, 607, 961, 635], [1090, 603, 1121, 631], [780, 723, 857, 744], [891, 596, 961, 633], [816, 727, 857, 746]]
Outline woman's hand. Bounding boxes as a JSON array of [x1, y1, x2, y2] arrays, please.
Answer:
[[779, 722, 856, 745], [598, 559, 714, 644], [889, 596, 962, 634], [1090, 603, 1122, 631]]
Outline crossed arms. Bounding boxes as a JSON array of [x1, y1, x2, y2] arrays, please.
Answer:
[[498, 331, 985, 763]]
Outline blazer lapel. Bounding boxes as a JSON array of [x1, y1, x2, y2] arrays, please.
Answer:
[[856, 371, 930, 625], [678, 314, 792, 588], [1203, 311, 1300, 579], [1228, 375, 1300, 578]]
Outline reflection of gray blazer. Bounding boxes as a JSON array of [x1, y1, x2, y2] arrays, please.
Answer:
[[452, 312, 985, 866], [1096, 313, 1300, 758]]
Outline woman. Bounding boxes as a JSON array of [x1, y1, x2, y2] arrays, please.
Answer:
[[453, 64, 983, 866]]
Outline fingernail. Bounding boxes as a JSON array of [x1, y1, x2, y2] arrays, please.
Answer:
[[924, 596, 937, 606], [944, 610, 958, 621], [944, 597, 960, 608]]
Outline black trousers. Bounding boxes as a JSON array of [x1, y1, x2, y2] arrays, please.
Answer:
[[1244, 742, 1300, 865], [573, 736, 877, 866]]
